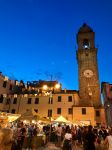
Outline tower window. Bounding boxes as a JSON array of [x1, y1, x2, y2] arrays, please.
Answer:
[[83, 39, 90, 49]]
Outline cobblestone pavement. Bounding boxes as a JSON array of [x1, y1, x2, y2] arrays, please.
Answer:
[[38, 142, 83, 150]]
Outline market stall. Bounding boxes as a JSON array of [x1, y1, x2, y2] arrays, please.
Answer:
[[7, 113, 21, 123], [54, 115, 71, 124], [20, 109, 40, 123]]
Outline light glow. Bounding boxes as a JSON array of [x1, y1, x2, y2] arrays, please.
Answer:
[[55, 83, 60, 89], [43, 85, 48, 90]]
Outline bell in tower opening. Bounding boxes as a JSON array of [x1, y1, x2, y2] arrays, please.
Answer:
[[76, 23, 101, 107], [83, 39, 90, 49]]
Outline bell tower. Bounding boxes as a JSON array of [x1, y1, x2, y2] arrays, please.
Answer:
[[76, 23, 101, 107]]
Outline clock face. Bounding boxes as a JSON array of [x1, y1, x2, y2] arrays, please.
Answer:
[[83, 69, 93, 78]]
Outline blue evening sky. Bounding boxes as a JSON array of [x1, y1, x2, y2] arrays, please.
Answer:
[[0, 0, 112, 90]]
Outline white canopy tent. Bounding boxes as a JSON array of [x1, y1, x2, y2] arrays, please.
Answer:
[[7, 113, 21, 123], [54, 115, 70, 123]]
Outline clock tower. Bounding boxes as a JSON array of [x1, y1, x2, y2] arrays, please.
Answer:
[[76, 23, 101, 107]]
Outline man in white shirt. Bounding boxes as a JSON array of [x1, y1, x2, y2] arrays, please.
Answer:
[[56, 124, 62, 147]]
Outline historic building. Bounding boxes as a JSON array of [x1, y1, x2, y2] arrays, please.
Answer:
[[101, 82, 112, 126], [77, 24, 101, 107], [0, 23, 106, 126], [72, 23, 105, 126]]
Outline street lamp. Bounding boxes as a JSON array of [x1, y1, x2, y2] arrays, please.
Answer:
[[43, 85, 48, 90], [55, 83, 61, 89]]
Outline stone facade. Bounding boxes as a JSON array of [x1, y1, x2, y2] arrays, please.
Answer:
[[76, 24, 101, 107]]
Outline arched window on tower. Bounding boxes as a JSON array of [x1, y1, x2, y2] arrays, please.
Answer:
[[83, 39, 90, 49]]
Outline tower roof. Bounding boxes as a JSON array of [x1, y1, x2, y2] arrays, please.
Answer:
[[78, 23, 93, 33]]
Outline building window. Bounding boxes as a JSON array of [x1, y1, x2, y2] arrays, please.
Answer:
[[110, 87, 112, 91], [48, 97, 53, 104], [51, 98, 53, 104], [35, 98, 39, 104], [58, 96, 61, 102], [27, 98, 32, 104], [68, 108, 73, 114], [96, 110, 100, 117], [34, 109, 38, 113], [9, 84, 13, 90], [57, 108, 61, 114], [12, 109, 16, 114], [48, 109, 52, 117], [0, 95, 3, 103], [82, 108, 86, 115], [6, 98, 10, 105], [3, 81, 7, 88], [68, 96, 72, 102], [13, 98, 17, 104]]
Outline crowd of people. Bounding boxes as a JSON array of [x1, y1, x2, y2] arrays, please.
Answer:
[[0, 121, 112, 150]]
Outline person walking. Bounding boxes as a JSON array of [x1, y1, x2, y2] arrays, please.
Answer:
[[104, 127, 112, 150], [63, 128, 72, 150], [85, 125, 96, 150], [56, 124, 62, 147]]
